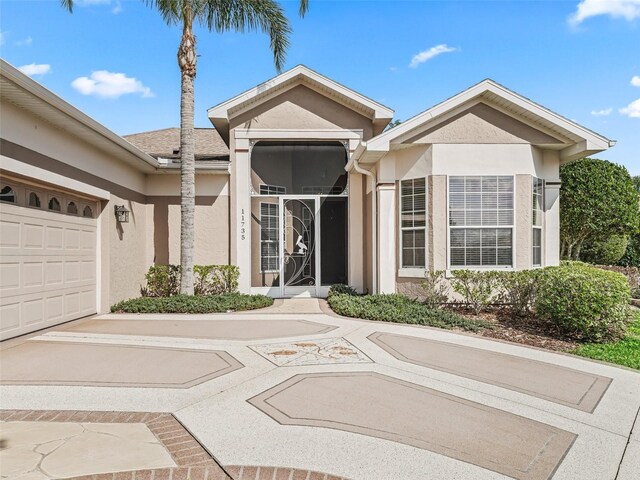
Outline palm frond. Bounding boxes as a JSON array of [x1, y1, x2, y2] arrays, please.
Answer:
[[298, 0, 308, 18], [203, 0, 292, 72], [60, 0, 73, 13]]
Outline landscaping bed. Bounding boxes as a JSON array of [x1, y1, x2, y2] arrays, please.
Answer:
[[111, 293, 273, 314]]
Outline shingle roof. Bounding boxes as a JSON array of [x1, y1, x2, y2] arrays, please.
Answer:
[[123, 127, 229, 161]]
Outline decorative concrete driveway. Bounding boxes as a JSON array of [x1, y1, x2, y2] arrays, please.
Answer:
[[1, 299, 639, 480]]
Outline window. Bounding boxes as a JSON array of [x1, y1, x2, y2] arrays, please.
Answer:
[[400, 178, 426, 268], [67, 201, 78, 215], [449, 176, 514, 268], [259, 184, 286, 195], [83, 205, 93, 218], [0, 185, 16, 203], [28, 192, 41, 208], [260, 202, 280, 272], [48, 197, 61, 212], [532, 177, 544, 267]]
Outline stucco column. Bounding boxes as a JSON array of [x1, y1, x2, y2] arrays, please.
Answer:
[[515, 174, 532, 269], [232, 138, 252, 293], [545, 180, 561, 266], [348, 171, 364, 293], [377, 183, 396, 293], [429, 175, 448, 271]]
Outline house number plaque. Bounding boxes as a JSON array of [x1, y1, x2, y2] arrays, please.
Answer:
[[240, 208, 246, 241]]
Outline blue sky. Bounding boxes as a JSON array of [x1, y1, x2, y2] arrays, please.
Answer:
[[1, 0, 639, 172]]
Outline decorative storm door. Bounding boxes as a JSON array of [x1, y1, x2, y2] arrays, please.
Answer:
[[281, 198, 317, 297]]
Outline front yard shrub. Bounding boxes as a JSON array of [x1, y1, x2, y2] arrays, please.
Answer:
[[111, 293, 273, 313], [595, 265, 640, 299], [328, 293, 490, 332], [194, 265, 239, 295], [419, 270, 450, 308], [535, 262, 632, 342], [581, 235, 629, 265], [495, 270, 540, 317], [328, 284, 358, 297], [450, 270, 499, 315], [142, 264, 181, 297]]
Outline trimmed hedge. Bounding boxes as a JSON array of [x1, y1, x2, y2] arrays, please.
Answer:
[[111, 293, 273, 314], [141, 264, 239, 297], [328, 293, 490, 332], [536, 262, 631, 342]]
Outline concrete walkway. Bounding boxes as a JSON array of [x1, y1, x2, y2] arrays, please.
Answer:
[[1, 299, 639, 480]]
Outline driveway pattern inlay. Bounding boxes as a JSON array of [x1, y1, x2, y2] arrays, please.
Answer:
[[250, 337, 372, 366], [0, 341, 243, 388], [249, 372, 577, 480], [59, 318, 336, 340], [369, 331, 612, 412]]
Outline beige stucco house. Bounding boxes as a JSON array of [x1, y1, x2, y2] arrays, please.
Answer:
[[0, 59, 614, 339]]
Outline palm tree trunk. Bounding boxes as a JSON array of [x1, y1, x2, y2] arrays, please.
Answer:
[[178, 16, 197, 295]]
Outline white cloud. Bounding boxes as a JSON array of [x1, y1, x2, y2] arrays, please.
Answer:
[[112, 2, 123, 14], [17, 63, 52, 76], [15, 36, 33, 46], [632, 75, 640, 87], [71, 70, 154, 99], [620, 98, 640, 117], [591, 107, 613, 116], [409, 44, 457, 68], [569, 0, 640, 25]]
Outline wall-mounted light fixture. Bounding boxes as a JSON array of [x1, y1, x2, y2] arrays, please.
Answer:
[[114, 205, 130, 223]]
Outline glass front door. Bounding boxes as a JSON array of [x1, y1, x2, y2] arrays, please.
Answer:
[[281, 198, 317, 297]]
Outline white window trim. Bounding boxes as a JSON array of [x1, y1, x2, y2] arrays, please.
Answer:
[[399, 177, 427, 269], [259, 201, 280, 273], [532, 177, 545, 268], [259, 184, 286, 196], [446, 175, 517, 270]]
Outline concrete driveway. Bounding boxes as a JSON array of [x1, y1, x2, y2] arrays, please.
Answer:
[[1, 299, 639, 480]]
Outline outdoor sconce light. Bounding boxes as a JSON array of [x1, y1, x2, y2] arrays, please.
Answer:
[[114, 205, 130, 223]]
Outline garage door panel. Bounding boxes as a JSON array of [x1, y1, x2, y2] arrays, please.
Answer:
[[0, 197, 97, 340]]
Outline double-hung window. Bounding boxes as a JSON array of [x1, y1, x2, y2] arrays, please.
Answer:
[[449, 176, 514, 268], [260, 202, 279, 272], [400, 178, 426, 268], [532, 177, 544, 267]]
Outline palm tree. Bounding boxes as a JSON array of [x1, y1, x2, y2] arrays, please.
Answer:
[[61, 0, 308, 294]]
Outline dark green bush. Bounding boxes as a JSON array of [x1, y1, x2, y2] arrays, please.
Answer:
[[111, 293, 273, 314], [328, 293, 490, 332], [142, 264, 181, 297], [450, 270, 499, 315], [328, 284, 358, 297], [619, 235, 640, 268], [535, 262, 631, 342], [194, 265, 239, 295], [581, 235, 629, 265], [495, 270, 541, 317]]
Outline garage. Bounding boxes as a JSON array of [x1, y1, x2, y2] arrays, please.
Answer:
[[0, 178, 98, 340]]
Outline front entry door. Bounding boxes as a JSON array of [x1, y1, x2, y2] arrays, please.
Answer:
[[281, 198, 318, 297]]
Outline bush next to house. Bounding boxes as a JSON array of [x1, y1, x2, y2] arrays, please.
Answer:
[[328, 284, 358, 297], [111, 293, 273, 314], [495, 269, 541, 317], [141, 264, 239, 297], [581, 235, 629, 265], [450, 270, 499, 315], [535, 262, 632, 342], [419, 270, 450, 308], [328, 293, 490, 332]]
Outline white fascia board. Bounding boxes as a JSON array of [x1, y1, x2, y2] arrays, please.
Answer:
[[207, 65, 394, 121], [365, 79, 613, 153], [1, 59, 159, 171]]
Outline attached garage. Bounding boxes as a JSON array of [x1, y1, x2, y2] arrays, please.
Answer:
[[0, 179, 98, 340]]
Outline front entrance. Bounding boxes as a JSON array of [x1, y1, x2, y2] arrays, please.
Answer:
[[249, 141, 349, 298]]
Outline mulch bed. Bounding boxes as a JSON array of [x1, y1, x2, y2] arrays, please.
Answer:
[[447, 306, 579, 352]]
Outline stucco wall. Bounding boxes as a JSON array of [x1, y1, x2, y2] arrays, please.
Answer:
[[230, 85, 374, 139]]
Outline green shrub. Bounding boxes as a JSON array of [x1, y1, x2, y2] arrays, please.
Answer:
[[450, 270, 499, 315], [419, 270, 450, 308], [581, 235, 629, 265], [495, 270, 540, 317], [619, 235, 640, 268], [194, 265, 239, 295], [328, 284, 358, 297], [111, 293, 273, 314], [595, 265, 640, 299], [142, 264, 181, 297], [535, 262, 632, 342], [328, 293, 490, 332]]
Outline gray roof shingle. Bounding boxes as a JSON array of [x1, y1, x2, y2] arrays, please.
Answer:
[[123, 127, 229, 161]]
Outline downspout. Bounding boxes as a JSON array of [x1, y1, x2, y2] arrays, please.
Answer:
[[348, 155, 378, 294]]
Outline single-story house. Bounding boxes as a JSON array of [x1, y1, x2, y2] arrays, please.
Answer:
[[0, 59, 614, 339]]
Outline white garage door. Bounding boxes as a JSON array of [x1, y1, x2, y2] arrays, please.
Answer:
[[0, 180, 97, 340]]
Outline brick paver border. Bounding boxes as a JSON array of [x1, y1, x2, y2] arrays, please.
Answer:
[[0, 410, 349, 480]]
